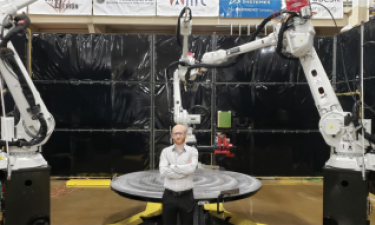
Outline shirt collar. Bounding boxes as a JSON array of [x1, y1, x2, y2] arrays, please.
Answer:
[[172, 144, 187, 152]]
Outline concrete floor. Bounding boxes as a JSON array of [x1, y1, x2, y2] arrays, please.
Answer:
[[50, 180, 375, 225]]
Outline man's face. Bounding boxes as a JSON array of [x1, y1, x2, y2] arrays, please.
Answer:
[[172, 126, 187, 145]]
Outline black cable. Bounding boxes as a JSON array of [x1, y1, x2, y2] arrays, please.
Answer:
[[1, 13, 30, 48], [352, 102, 375, 143], [188, 105, 211, 129], [0, 49, 48, 147], [364, 103, 375, 114], [24, 113, 48, 146], [353, 75, 365, 136], [166, 61, 187, 79], [310, 2, 339, 35], [0, 49, 36, 109], [236, 117, 250, 127], [189, 105, 210, 115], [363, 41, 375, 46]]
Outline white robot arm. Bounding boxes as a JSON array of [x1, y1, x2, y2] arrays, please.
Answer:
[[197, 5, 375, 171], [0, 0, 55, 175], [171, 7, 202, 145]]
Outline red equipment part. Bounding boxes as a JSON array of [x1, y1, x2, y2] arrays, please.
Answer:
[[285, 0, 310, 12], [214, 150, 235, 157], [215, 134, 235, 157]]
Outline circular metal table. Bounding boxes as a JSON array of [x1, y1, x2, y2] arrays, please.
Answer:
[[111, 169, 262, 203], [111, 169, 262, 225]]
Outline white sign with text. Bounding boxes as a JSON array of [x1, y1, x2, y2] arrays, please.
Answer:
[[157, 0, 219, 17], [310, 0, 343, 19], [28, 0, 92, 15]]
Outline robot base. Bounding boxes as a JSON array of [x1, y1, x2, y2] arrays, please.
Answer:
[[0, 166, 50, 225], [326, 154, 364, 171], [323, 166, 370, 225], [0, 152, 47, 170]]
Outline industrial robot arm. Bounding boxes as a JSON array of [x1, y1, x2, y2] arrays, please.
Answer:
[[172, 7, 201, 145], [197, 2, 375, 171], [0, 0, 55, 175]]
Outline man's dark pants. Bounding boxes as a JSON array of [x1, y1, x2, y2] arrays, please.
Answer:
[[162, 189, 195, 225]]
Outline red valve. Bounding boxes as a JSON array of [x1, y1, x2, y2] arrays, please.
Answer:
[[215, 133, 235, 157], [217, 134, 232, 150]]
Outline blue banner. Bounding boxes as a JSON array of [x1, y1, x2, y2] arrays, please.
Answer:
[[220, 0, 281, 18]]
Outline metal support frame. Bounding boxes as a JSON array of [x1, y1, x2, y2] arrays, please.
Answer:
[[26, 32, 31, 75], [28, 32, 358, 174], [360, 22, 364, 121], [153, 129, 211, 132], [33, 80, 150, 85], [211, 33, 217, 146], [331, 35, 338, 155], [35, 79, 373, 87], [55, 129, 151, 132], [216, 24, 278, 36], [216, 129, 320, 133], [360, 21, 365, 179], [151, 35, 155, 170], [53, 128, 318, 134], [332, 36, 337, 91]]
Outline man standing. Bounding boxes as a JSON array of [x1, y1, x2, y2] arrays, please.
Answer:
[[159, 124, 198, 225]]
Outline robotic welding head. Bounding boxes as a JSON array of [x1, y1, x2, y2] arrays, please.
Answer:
[[285, 0, 312, 19], [176, 7, 204, 80], [179, 7, 192, 36]]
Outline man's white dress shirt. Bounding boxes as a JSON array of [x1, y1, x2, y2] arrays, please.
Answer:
[[159, 144, 198, 192]]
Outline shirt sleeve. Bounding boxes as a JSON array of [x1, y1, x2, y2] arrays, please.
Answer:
[[159, 149, 187, 179], [170, 147, 198, 175]]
